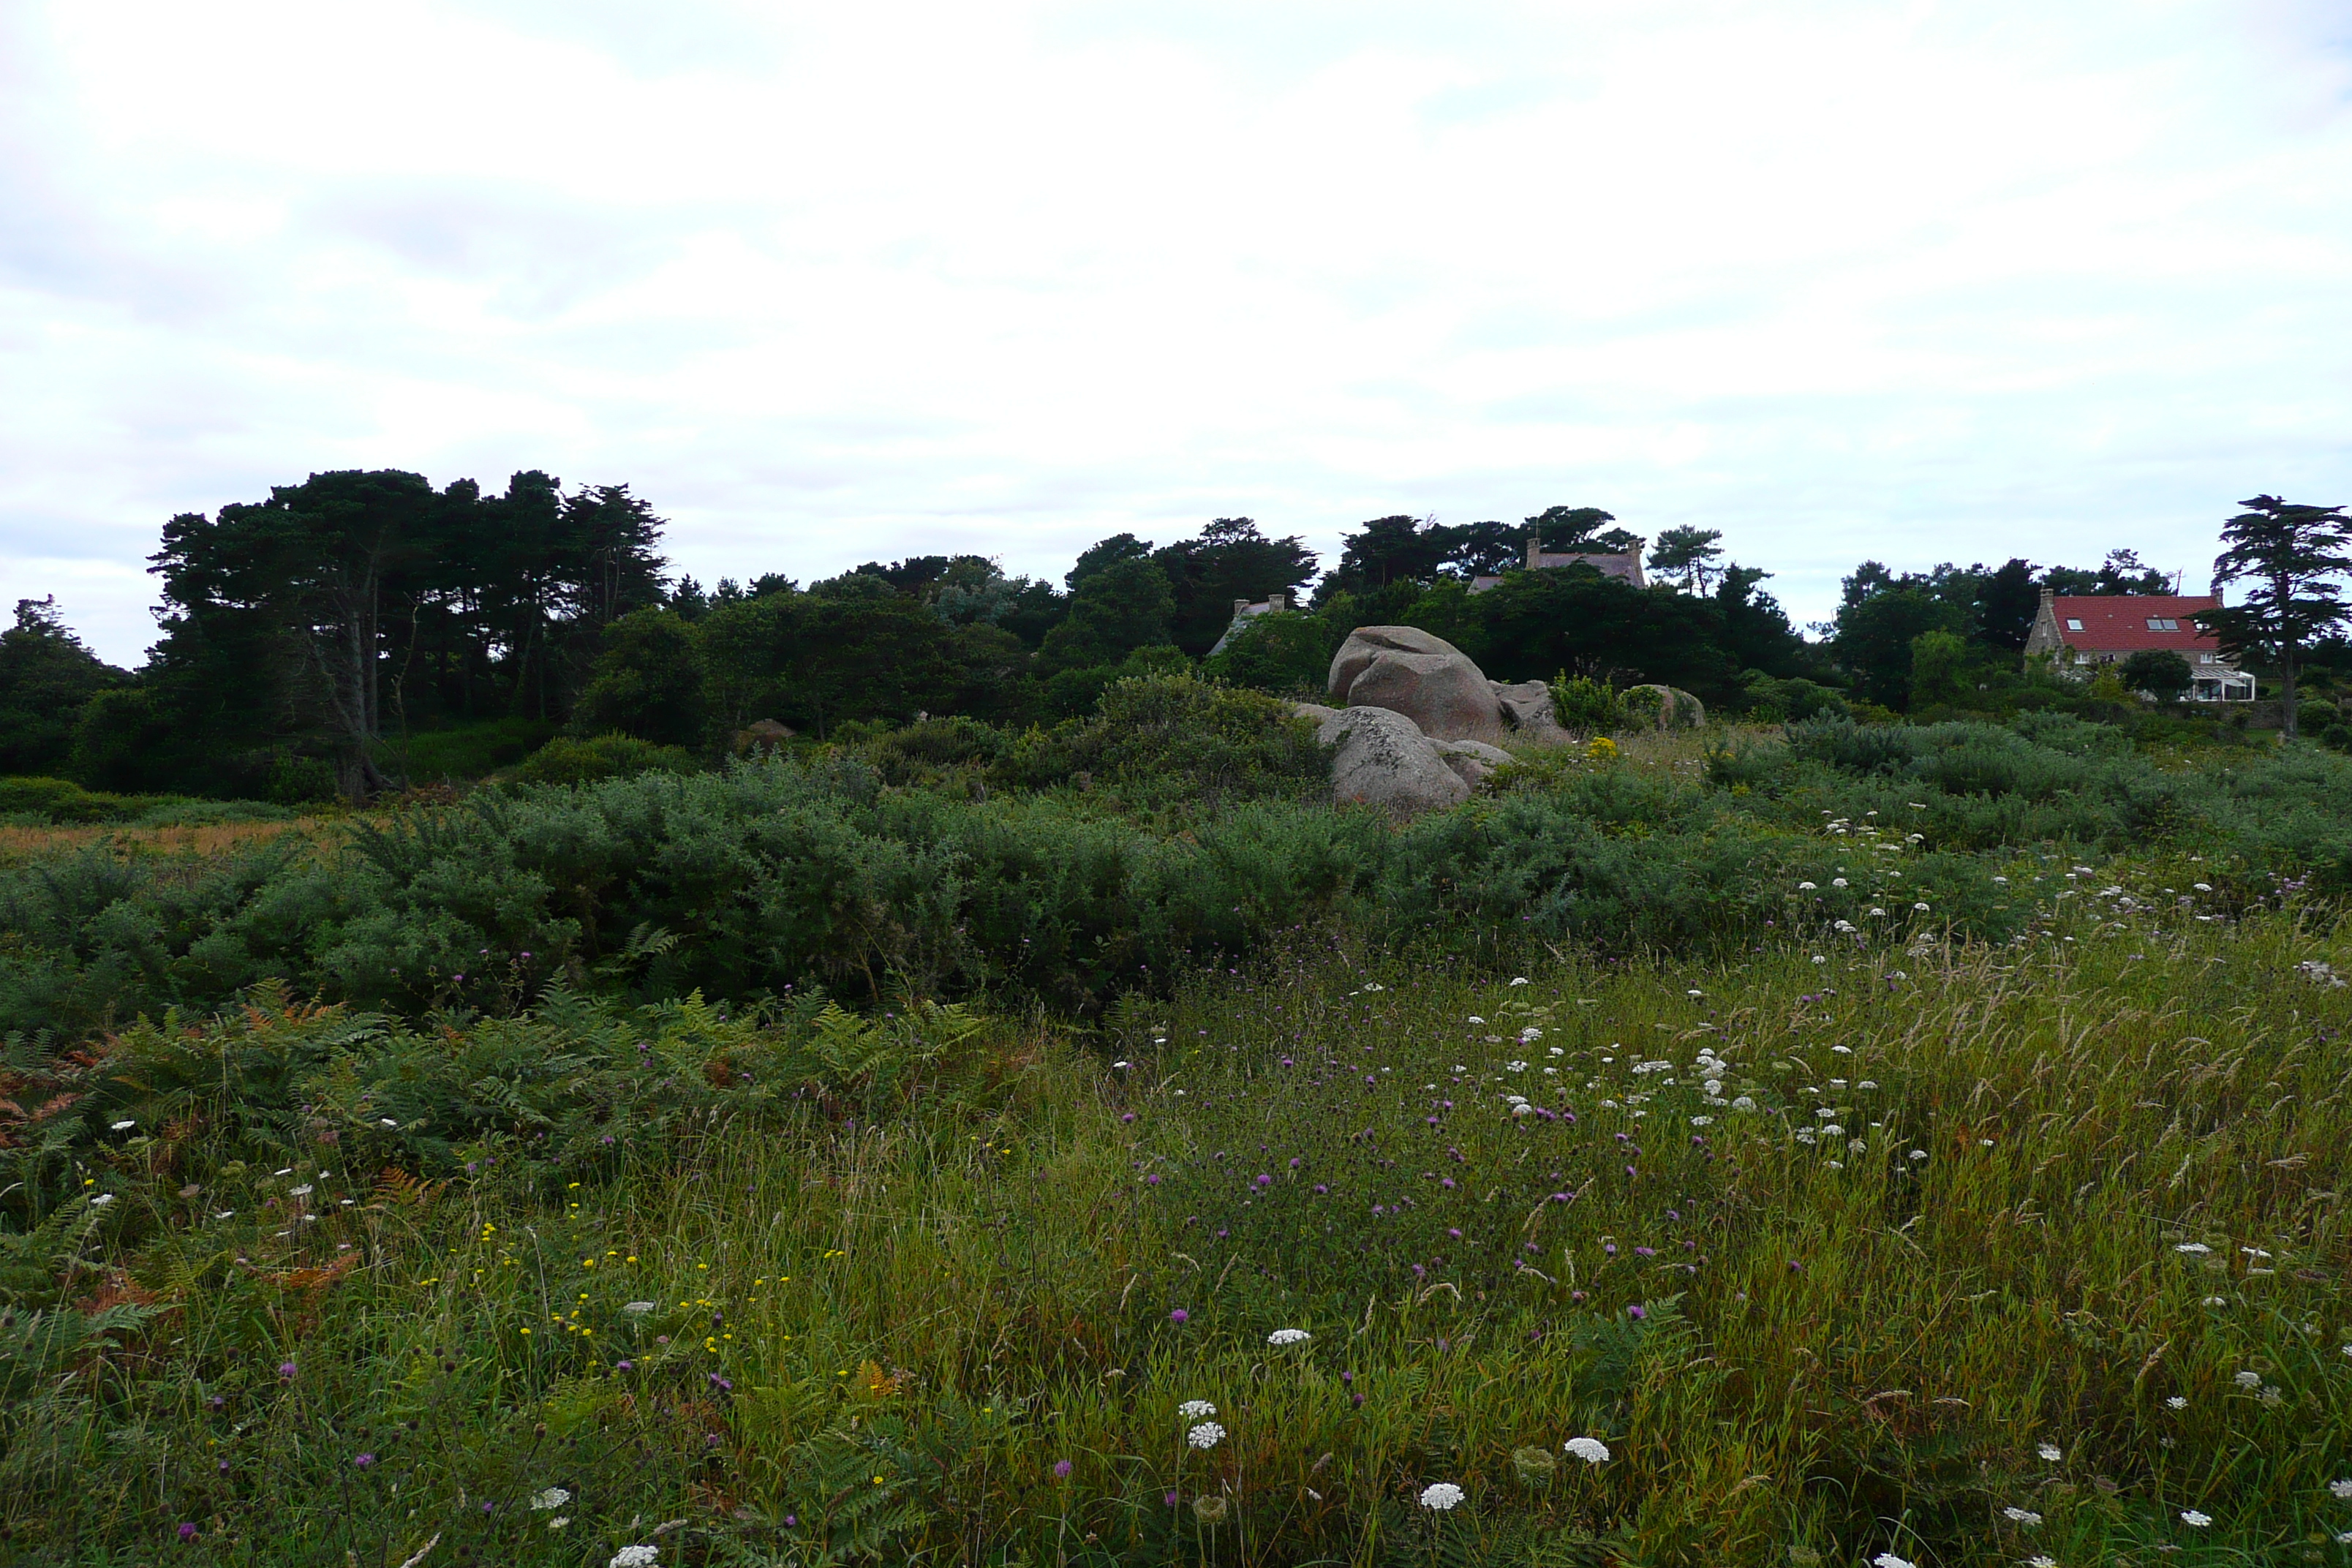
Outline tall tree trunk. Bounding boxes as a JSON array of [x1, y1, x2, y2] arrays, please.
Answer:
[[2278, 568, 2299, 739]]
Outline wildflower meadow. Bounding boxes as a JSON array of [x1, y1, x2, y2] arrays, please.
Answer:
[[4, 711, 2352, 1564]]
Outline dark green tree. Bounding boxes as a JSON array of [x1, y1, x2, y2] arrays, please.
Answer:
[[1525, 505, 1640, 555], [1832, 566, 1968, 709], [1908, 630, 1972, 709], [569, 608, 707, 747], [2043, 549, 2172, 598], [1975, 559, 2040, 650], [2119, 648, 2193, 704], [1036, 549, 1175, 674], [2195, 495, 2352, 739], [1152, 519, 1318, 656], [1439, 565, 1737, 696], [1313, 516, 1452, 601], [0, 599, 124, 777], [1647, 527, 1725, 593]]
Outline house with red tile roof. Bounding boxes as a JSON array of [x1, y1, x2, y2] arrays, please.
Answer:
[[2022, 587, 2254, 701]]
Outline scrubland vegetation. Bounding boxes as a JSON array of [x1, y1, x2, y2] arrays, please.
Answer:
[[4, 691, 2352, 1567]]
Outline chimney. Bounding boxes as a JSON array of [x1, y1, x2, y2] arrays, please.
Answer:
[[2038, 584, 2054, 610], [2209, 577, 2223, 606], [1233, 598, 1251, 617], [1268, 591, 1286, 612], [1526, 534, 1541, 570]]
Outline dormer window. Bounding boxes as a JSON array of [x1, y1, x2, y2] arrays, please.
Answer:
[[2065, 618, 2084, 631], [2144, 617, 2179, 631]]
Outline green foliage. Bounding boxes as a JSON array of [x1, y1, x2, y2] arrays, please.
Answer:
[[267, 751, 338, 805], [1907, 629, 1973, 709], [508, 732, 698, 787], [383, 716, 562, 782], [1200, 609, 1335, 696], [1548, 674, 1624, 734], [2120, 648, 2194, 704], [0, 598, 123, 778], [570, 607, 708, 747], [1833, 581, 1967, 709], [1737, 671, 1850, 723], [7, 921, 2349, 1561]]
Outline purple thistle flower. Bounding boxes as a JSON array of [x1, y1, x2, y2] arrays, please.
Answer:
[[616, 1360, 635, 1372], [1054, 1460, 1073, 1479], [1627, 1303, 1647, 1320], [1166, 1491, 1180, 1507], [1169, 1308, 1189, 1324], [354, 1453, 375, 1469], [278, 1361, 296, 1380], [178, 1523, 197, 1542]]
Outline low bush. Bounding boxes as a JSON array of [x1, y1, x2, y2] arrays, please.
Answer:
[[506, 732, 698, 787]]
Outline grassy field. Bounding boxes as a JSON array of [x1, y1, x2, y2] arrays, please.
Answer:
[[8, 865, 2348, 1566]]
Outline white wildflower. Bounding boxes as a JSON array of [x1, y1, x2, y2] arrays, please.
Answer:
[[380, 1118, 399, 1128], [1832, 878, 1848, 889], [1418, 1482, 1464, 1510], [1562, 1437, 1610, 1464], [1690, 1115, 1713, 1127], [1267, 1328, 1311, 1347], [2204, 1296, 2228, 1307], [2165, 1396, 2186, 1409], [1466, 1017, 1485, 1025], [2233, 1370, 2262, 1389], [548, 1517, 570, 1531], [1520, 1027, 1542, 1044], [1872, 1554, 1915, 1568], [2027, 1558, 2056, 1568], [2002, 1506, 2043, 1525], [1177, 1400, 1215, 1420], [1509, 977, 1528, 985], [2038, 1443, 2062, 1461], [1798, 881, 1817, 891], [1506, 1060, 1529, 1074], [1908, 1149, 1926, 1161], [89, 1193, 115, 1207], [289, 1185, 314, 1198], [532, 1488, 570, 1510], [611, 1548, 659, 1568], [110, 1119, 136, 1131], [1187, 1422, 1224, 1450], [622, 1301, 656, 1314], [2179, 1509, 2209, 1527], [1913, 902, 1930, 912], [2331, 1478, 2352, 1499], [1731, 1096, 1756, 1111]]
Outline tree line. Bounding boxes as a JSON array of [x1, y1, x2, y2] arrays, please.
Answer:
[[4, 468, 2343, 800]]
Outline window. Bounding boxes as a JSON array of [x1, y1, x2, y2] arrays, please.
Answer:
[[2199, 652, 2215, 663], [2144, 617, 2179, 631], [2065, 618, 2084, 631]]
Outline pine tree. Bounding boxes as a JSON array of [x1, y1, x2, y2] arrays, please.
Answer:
[[2195, 495, 2352, 739]]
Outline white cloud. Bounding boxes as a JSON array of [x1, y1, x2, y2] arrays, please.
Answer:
[[2, 0, 2348, 663]]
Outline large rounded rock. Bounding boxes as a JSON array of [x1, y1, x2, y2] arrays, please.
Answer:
[[1430, 736, 1513, 788], [1490, 679, 1567, 742], [1328, 627, 1506, 745], [1316, 706, 1471, 818], [1623, 685, 1706, 731]]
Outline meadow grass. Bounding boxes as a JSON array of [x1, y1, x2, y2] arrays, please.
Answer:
[[9, 868, 2350, 1567]]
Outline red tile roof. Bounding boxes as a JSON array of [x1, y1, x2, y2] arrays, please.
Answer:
[[2051, 595, 2223, 655]]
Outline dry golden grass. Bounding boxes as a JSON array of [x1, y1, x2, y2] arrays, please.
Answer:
[[0, 817, 324, 864]]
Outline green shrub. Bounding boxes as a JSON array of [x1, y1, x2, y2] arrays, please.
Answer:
[[0, 776, 186, 823], [385, 717, 562, 781], [1548, 674, 1624, 734], [508, 732, 698, 787], [267, 750, 339, 805]]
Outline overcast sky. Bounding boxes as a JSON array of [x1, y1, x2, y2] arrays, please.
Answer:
[[4, 0, 2348, 666]]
